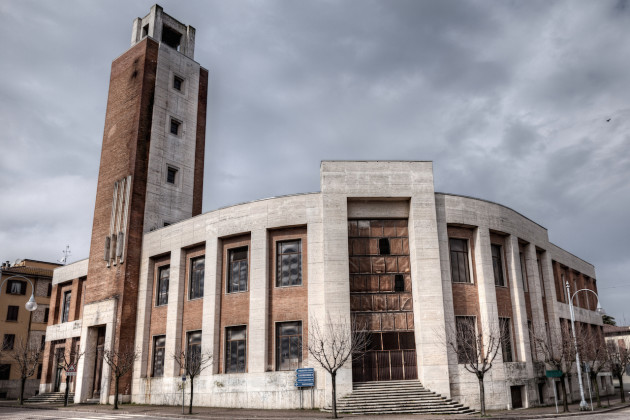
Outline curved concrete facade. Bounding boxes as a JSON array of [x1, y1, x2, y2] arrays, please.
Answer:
[[123, 161, 605, 410]]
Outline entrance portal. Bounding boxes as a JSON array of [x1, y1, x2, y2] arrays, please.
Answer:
[[91, 326, 106, 399], [348, 219, 418, 382]]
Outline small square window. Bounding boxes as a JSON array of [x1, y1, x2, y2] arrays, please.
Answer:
[[170, 118, 181, 135], [166, 166, 177, 184], [6, 305, 18, 322], [173, 75, 183, 91]]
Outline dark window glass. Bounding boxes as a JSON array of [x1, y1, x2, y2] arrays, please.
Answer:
[[166, 167, 177, 184], [37, 363, 43, 379], [0, 364, 10, 380], [170, 118, 181, 135], [7, 280, 26, 295], [44, 308, 49, 323], [500, 318, 513, 362], [226, 326, 246, 373], [537, 258, 545, 297], [47, 283, 52, 297], [189, 257, 205, 299], [378, 238, 390, 255], [394, 274, 405, 292], [41, 335, 46, 350], [455, 316, 477, 363], [492, 244, 505, 287], [187, 331, 202, 368], [173, 76, 183, 91], [156, 266, 170, 306], [276, 240, 302, 287], [6, 305, 18, 322], [2, 334, 15, 350], [520, 252, 529, 292], [228, 247, 248, 293], [61, 291, 71, 323], [399, 332, 416, 350], [382, 332, 399, 350], [276, 322, 302, 370], [152, 335, 166, 377], [449, 238, 471, 283]]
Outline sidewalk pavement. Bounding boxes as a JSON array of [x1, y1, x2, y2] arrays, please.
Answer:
[[1, 393, 629, 419]]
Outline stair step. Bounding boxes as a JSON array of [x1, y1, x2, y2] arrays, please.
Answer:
[[332, 380, 473, 415]]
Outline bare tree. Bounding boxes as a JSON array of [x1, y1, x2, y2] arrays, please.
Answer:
[[579, 327, 608, 408], [307, 314, 370, 419], [173, 348, 213, 414], [7, 337, 43, 405], [532, 323, 576, 412], [442, 317, 505, 416], [606, 339, 630, 402], [102, 343, 139, 409], [55, 342, 86, 407]]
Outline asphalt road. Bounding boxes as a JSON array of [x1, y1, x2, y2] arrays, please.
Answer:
[[0, 408, 174, 420]]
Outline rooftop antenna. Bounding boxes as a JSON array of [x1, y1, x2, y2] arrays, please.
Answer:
[[58, 245, 71, 265]]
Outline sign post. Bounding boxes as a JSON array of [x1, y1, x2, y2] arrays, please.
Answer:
[[295, 368, 315, 409], [546, 370, 562, 414], [182, 375, 186, 414], [66, 364, 76, 377]]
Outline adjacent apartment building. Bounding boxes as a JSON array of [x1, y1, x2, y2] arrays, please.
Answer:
[[0, 259, 58, 399], [39, 5, 608, 411]]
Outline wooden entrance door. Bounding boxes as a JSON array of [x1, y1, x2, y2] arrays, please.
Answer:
[[511, 385, 523, 409], [352, 332, 418, 382], [91, 327, 106, 399]]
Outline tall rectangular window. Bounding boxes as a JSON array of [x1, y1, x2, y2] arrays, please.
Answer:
[[225, 326, 246, 373], [519, 252, 529, 292], [276, 240, 302, 287], [7, 280, 26, 295], [6, 305, 18, 321], [227, 247, 248, 293], [276, 321, 302, 370], [166, 166, 177, 184], [44, 308, 49, 323], [187, 331, 202, 367], [492, 244, 505, 286], [2, 334, 15, 350], [449, 238, 471, 283], [455, 316, 477, 363], [189, 256, 205, 300], [500, 317, 513, 362], [61, 291, 71, 323], [537, 257, 545, 297], [152, 335, 166, 377], [40, 335, 46, 350], [0, 364, 10, 380], [156, 266, 170, 306]]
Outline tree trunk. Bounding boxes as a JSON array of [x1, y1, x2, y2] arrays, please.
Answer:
[[591, 374, 601, 408], [560, 377, 569, 412], [331, 371, 337, 419], [618, 374, 625, 403], [64, 374, 70, 407], [189, 376, 194, 414], [20, 376, 26, 405], [114, 375, 119, 409], [477, 375, 486, 415]]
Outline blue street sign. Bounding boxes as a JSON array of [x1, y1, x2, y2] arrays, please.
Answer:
[[295, 368, 315, 387]]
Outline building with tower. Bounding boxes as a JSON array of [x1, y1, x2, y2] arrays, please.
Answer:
[[39, 5, 608, 412]]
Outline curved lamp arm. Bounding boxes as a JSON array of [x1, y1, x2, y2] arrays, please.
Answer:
[[570, 287, 604, 315], [0, 270, 38, 312]]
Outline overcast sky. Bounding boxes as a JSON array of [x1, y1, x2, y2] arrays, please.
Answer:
[[0, 0, 628, 322]]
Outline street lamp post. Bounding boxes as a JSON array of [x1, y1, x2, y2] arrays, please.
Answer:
[[565, 280, 604, 411], [0, 270, 39, 312]]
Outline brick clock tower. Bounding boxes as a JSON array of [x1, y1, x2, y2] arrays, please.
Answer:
[[73, 5, 207, 403]]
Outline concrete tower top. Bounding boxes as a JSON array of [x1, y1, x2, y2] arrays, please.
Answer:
[[131, 4, 196, 59]]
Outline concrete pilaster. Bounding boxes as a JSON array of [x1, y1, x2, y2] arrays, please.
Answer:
[[524, 244, 546, 357], [506, 235, 531, 366], [248, 228, 269, 373], [201, 228, 219, 372], [164, 248, 184, 377]]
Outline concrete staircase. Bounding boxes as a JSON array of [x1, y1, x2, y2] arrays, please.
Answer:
[[26, 392, 74, 404], [331, 380, 475, 415]]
